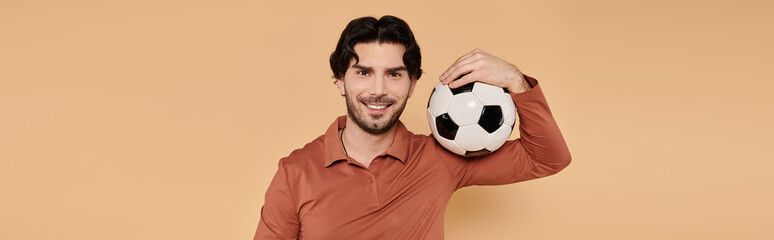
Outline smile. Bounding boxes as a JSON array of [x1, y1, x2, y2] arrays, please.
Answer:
[[367, 104, 387, 109], [362, 102, 393, 112]]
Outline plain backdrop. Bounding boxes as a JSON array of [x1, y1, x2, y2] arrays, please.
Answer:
[[2, 0, 773, 239]]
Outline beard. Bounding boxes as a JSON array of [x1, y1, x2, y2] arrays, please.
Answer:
[[344, 92, 407, 135]]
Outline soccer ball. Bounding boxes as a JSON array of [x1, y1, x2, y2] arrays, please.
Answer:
[[427, 81, 517, 157]]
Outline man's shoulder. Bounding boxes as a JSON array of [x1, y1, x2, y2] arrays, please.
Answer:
[[278, 134, 326, 169], [399, 127, 440, 157], [408, 131, 435, 147]]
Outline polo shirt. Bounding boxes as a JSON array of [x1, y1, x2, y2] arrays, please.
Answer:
[[254, 76, 571, 239]]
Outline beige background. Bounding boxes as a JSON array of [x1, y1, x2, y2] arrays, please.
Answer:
[[2, 0, 773, 239]]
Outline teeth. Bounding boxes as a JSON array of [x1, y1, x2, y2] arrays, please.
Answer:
[[367, 104, 386, 109]]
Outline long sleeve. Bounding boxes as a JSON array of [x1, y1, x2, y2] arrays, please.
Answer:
[[254, 159, 300, 240], [438, 76, 572, 190]]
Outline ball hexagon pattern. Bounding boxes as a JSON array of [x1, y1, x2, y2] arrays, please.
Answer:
[[447, 92, 483, 126], [427, 81, 518, 157]]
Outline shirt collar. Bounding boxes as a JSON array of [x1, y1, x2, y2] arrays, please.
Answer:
[[323, 115, 411, 167]]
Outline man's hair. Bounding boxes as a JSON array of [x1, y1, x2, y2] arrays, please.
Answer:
[[329, 15, 423, 81]]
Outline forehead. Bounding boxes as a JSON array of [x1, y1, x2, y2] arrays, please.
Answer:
[[350, 42, 406, 68]]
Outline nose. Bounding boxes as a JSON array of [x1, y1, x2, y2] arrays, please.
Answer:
[[369, 75, 387, 97]]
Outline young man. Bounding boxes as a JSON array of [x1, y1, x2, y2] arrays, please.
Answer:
[[253, 15, 571, 239]]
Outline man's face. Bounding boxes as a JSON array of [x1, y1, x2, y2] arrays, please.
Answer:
[[336, 42, 417, 135]]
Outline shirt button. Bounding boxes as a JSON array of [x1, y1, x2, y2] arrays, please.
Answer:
[[368, 178, 374, 183]]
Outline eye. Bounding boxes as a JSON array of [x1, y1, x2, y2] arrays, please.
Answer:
[[357, 70, 368, 76], [389, 72, 402, 77]]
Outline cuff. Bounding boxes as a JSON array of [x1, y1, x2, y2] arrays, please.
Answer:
[[510, 74, 545, 105]]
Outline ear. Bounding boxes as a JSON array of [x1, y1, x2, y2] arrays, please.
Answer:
[[335, 78, 346, 96], [407, 78, 418, 98]]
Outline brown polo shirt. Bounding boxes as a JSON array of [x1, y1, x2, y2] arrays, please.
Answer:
[[254, 77, 571, 239]]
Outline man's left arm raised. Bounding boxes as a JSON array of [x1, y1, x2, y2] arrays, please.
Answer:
[[437, 49, 572, 189]]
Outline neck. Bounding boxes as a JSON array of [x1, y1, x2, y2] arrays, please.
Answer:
[[341, 116, 397, 167]]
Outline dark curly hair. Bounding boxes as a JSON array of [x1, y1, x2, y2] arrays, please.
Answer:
[[329, 15, 423, 81]]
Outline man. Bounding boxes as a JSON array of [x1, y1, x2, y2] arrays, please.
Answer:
[[254, 15, 571, 239]]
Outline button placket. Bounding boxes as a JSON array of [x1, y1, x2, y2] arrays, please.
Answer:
[[366, 172, 379, 204]]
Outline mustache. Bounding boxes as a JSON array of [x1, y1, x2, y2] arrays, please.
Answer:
[[357, 96, 397, 104]]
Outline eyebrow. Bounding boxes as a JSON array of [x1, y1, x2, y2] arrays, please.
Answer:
[[351, 64, 407, 73], [386, 66, 408, 72], [351, 64, 373, 72]]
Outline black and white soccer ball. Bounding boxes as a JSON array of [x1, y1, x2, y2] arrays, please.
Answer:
[[427, 81, 517, 157]]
